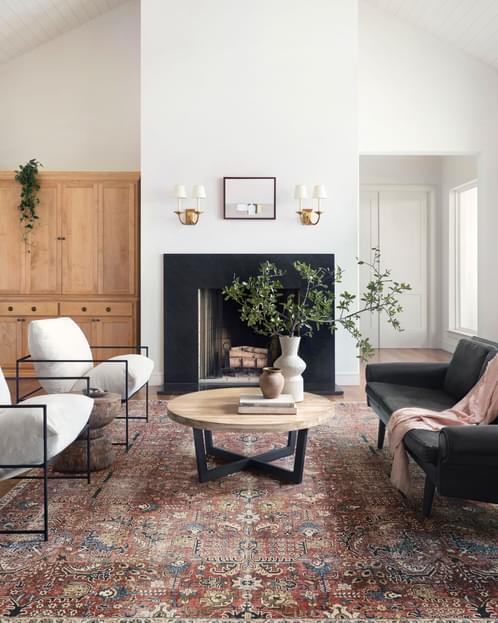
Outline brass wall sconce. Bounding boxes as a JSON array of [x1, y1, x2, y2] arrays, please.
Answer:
[[174, 184, 206, 225], [294, 184, 327, 225]]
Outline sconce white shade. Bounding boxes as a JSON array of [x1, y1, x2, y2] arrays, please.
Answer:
[[294, 184, 309, 199], [192, 184, 207, 199], [312, 184, 327, 199], [174, 184, 187, 198]]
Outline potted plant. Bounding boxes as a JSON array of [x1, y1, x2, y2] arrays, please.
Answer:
[[223, 249, 411, 401], [15, 158, 43, 241]]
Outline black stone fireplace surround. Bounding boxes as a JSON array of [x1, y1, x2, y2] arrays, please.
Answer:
[[159, 254, 342, 395]]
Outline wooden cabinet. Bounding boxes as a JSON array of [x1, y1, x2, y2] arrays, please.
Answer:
[[61, 183, 99, 295], [70, 315, 135, 362], [97, 316, 135, 360], [0, 182, 25, 294], [0, 318, 22, 369], [0, 172, 140, 373], [59, 181, 137, 296], [100, 183, 136, 295], [0, 314, 58, 370], [26, 184, 60, 295]]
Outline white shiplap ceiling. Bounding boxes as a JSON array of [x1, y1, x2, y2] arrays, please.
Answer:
[[365, 0, 498, 70], [0, 0, 128, 64]]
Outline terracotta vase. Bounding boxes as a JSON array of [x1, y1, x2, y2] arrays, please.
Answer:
[[273, 336, 306, 402], [259, 366, 285, 399]]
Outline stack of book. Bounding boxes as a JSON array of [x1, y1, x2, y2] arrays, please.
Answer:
[[238, 393, 297, 415]]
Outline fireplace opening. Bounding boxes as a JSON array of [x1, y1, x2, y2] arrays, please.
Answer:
[[198, 288, 297, 386]]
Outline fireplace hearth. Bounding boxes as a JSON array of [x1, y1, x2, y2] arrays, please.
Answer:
[[159, 254, 342, 395]]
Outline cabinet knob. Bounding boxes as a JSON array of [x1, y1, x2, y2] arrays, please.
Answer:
[[81, 306, 87, 312], [7, 306, 13, 312], [31, 306, 37, 312], [105, 306, 111, 312]]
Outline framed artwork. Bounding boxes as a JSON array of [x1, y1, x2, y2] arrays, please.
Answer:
[[223, 177, 276, 220]]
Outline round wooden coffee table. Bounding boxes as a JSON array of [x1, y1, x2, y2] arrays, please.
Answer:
[[167, 387, 333, 484], [54, 392, 121, 473]]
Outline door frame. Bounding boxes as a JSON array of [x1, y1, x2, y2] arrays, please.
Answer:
[[360, 184, 438, 348]]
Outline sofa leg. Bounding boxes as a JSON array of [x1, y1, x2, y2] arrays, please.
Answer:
[[377, 420, 386, 450], [423, 477, 435, 518]]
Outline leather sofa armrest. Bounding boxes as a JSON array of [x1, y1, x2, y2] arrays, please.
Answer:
[[365, 362, 449, 389], [439, 425, 498, 466]]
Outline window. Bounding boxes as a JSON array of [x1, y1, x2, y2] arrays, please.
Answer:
[[449, 181, 478, 335]]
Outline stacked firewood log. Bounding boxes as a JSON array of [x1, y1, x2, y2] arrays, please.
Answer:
[[229, 345, 268, 369]]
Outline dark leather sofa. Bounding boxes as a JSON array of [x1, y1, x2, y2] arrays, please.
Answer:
[[366, 337, 498, 516]]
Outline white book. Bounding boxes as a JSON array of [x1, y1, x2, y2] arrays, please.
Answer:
[[239, 393, 295, 407]]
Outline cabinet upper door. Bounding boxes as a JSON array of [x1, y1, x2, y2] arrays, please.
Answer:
[[0, 182, 25, 294], [26, 184, 60, 294], [61, 183, 99, 295], [99, 183, 136, 295]]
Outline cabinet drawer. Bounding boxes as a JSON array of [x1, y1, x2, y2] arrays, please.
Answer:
[[0, 301, 58, 316], [60, 302, 133, 317]]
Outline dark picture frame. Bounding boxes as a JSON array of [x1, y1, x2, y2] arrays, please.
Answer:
[[223, 177, 276, 220]]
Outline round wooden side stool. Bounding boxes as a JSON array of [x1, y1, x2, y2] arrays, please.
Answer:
[[54, 392, 121, 473]]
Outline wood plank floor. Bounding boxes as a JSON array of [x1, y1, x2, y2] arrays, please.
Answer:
[[0, 348, 451, 499]]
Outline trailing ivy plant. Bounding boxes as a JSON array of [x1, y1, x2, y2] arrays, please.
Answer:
[[222, 248, 411, 360], [15, 158, 43, 240]]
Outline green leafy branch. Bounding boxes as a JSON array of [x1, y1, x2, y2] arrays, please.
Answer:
[[222, 250, 411, 360], [15, 158, 43, 241]]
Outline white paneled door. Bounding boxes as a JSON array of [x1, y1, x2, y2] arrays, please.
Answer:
[[360, 187, 430, 348]]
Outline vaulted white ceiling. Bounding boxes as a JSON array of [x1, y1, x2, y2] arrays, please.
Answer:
[[365, 0, 498, 70], [2, 1, 498, 71], [0, 0, 128, 64]]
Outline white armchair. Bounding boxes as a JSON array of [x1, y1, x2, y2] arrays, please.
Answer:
[[0, 368, 93, 541], [20, 317, 154, 450]]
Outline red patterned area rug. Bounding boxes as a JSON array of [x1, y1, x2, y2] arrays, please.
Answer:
[[0, 400, 497, 621]]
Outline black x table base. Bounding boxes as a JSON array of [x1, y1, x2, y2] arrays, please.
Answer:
[[192, 428, 308, 484]]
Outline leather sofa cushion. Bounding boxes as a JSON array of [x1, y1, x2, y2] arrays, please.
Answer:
[[404, 430, 440, 465], [444, 338, 494, 401], [367, 382, 455, 415]]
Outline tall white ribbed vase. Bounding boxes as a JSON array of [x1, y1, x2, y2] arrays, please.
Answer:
[[274, 336, 306, 402]]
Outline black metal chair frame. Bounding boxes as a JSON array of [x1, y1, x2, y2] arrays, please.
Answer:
[[16, 345, 150, 451], [0, 375, 92, 541]]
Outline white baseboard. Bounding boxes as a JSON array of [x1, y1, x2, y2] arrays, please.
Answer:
[[336, 373, 360, 386]]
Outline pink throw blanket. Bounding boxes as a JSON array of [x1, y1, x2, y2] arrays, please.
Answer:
[[387, 354, 498, 495]]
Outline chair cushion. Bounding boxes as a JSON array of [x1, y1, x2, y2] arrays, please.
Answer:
[[367, 382, 455, 416], [74, 354, 154, 399], [444, 338, 493, 401], [29, 318, 93, 394], [0, 393, 93, 480], [0, 367, 11, 405]]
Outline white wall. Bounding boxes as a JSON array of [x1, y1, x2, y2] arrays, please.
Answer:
[[141, 0, 360, 386], [359, 1, 498, 347], [360, 156, 441, 187], [0, 0, 140, 170]]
